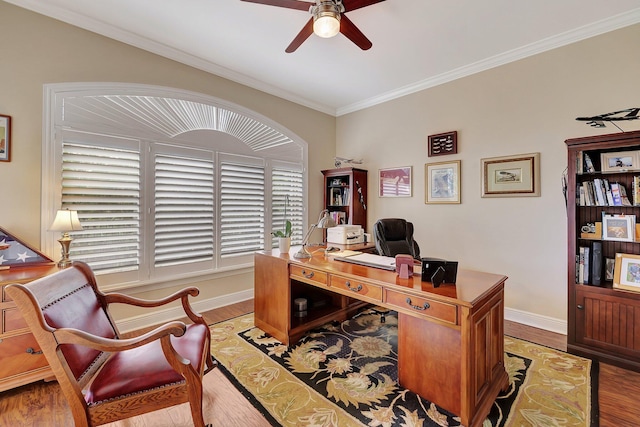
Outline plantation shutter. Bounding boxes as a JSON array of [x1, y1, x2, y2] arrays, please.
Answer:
[[219, 157, 265, 258], [153, 149, 214, 268], [271, 166, 304, 246], [60, 137, 141, 274]]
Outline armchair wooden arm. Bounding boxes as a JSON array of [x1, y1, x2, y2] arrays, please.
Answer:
[[104, 287, 206, 324], [53, 320, 187, 352]]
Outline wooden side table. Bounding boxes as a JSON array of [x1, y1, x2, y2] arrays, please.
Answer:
[[0, 265, 58, 392]]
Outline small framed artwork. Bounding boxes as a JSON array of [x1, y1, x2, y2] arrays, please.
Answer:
[[425, 160, 461, 204], [0, 115, 11, 162], [379, 166, 412, 197], [428, 131, 457, 156], [602, 214, 635, 242], [613, 253, 640, 292], [605, 257, 616, 281], [600, 151, 639, 173], [481, 152, 540, 198]]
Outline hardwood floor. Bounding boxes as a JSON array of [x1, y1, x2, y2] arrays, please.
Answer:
[[1, 299, 638, 426]]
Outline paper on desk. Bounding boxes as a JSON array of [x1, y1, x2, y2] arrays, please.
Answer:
[[334, 252, 397, 270], [328, 249, 361, 257]]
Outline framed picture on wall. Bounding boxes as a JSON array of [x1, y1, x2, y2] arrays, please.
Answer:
[[481, 152, 540, 197], [425, 160, 461, 204], [0, 115, 11, 162], [379, 166, 412, 197]]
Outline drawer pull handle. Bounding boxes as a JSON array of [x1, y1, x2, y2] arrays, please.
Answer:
[[302, 270, 314, 279], [345, 281, 363, 292], [26, 347, 43, 355], [406, 297, 430, 311]]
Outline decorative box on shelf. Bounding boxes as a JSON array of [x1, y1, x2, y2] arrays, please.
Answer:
[[580, 222, 601, 239]]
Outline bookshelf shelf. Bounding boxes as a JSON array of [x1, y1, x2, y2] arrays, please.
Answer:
[[566, 130, 640, 372]]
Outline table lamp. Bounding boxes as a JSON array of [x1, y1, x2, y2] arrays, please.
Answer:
[[294, 209, 336, 259], [49, 209, 83, 268]]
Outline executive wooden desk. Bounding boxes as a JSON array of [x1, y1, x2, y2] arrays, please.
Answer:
[[254, 249, 509, 427]]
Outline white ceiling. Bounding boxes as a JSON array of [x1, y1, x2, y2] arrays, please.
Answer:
[[6, 0, 640, 116]]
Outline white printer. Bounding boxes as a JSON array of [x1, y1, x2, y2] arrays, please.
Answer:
[[326, 224, 364, 245]]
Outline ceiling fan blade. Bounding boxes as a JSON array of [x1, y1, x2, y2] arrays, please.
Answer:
[[343, 0, 385, 12], [285, 18, 314, 53], [339, 14, 372, 50], [239, 0, 312, 11]]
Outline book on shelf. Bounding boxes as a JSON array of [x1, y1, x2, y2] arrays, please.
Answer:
[[584, 153, 595, 173], [634, 176, 640, 206], [577, 179, 631, 207]]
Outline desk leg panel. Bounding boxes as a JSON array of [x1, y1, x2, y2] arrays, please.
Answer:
[[397, 313, 462, 417], [254, 253, 291, 345]]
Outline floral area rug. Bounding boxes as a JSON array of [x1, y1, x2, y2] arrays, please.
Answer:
[[209, 310, 598, 426]]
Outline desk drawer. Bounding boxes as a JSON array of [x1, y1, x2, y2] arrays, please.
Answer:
[[0, 333, 48, 379], [2, 307, 28, 334], [330, 276, 382, 302], [290, 265, 328, 287], [385, 290, 457, 325]]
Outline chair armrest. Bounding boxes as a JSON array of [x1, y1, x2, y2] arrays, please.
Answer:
[[53, 320, 187, 353], [104, 287, 206, 325]]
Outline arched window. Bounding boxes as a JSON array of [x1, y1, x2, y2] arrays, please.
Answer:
[[42, 83, 307, 287]]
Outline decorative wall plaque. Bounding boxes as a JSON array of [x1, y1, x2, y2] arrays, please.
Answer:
[[428, 131, 458, 157]]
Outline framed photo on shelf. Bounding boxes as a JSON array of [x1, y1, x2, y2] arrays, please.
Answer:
[[0, 114, 11, 162], [481, 152, 540, 197], [613, 253, 640, 292], [379, 166, 412, 197], [602, 214, 635, 242], [600, 151, 639, 173], [425, 160, 460, 204]]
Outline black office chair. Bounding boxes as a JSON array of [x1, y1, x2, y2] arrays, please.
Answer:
[[373, 218, 421, 260]]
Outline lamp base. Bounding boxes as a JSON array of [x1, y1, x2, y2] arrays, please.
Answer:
[[293, 245, 312, 259], [57, 234, 73, 269]]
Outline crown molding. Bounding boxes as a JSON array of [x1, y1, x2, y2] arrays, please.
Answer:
[[7, 1, 640, 117], [336, 8, 640, 116]]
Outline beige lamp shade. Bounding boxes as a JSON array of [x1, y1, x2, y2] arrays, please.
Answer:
[[50, 209, 83, 232]]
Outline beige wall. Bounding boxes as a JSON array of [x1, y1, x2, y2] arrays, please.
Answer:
[[337, 24, 640, 329], [0, 2, 335, 320], [2, 1, 640, 331]]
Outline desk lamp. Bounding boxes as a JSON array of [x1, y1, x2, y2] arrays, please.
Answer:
[[49, 209, 83, 268], [294, 209, 336, 259]]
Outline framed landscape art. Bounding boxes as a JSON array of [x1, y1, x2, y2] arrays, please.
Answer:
[[481, 152, 540, 198]]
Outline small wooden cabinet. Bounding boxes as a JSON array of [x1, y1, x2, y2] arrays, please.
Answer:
[[566, 130, 640, 371], [321, 167, 367, 231], [0, 265, 57, 392]]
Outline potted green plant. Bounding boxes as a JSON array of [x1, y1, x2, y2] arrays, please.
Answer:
[[272, 195, 292, 252]]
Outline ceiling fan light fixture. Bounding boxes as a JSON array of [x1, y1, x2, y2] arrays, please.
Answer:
[[312, 2, 342, 38]]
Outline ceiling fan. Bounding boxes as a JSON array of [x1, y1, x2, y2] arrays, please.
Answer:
[[240, 0, 386, 53]]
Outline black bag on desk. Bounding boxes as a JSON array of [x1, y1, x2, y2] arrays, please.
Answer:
[[421, 257, 458, 287]]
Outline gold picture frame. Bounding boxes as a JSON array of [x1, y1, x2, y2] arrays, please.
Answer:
[[613, 253, 640, 293], [481, 152, 540, 198], [425, 160, 461, 204]]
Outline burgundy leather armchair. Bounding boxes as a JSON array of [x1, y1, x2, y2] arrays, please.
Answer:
[[6, 261, 216, 427]]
